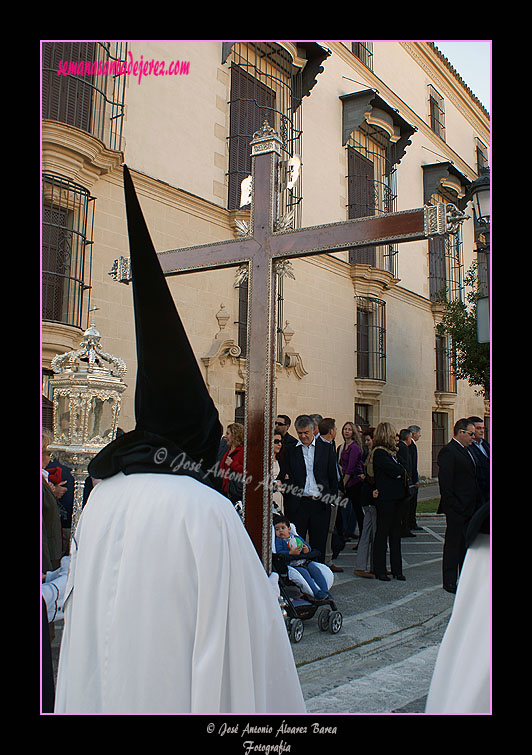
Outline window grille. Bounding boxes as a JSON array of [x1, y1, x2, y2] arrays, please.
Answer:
[[42, 369, 54, 432], [42, 41, 127, 152], [42, 173, 95, 329], [351, 42, 374, 70], [276, 273, 285, 364], [235, 271, 285, 364], [347, 123, 398, 276], [435, 333, 456, 393], [235, 278, 249, 359], [354, 403, 371, 431], [475, 138, 489, 173], [429, 191, 463, 303], [428, 84, 446, 140], [356, 296, 386, 381], [227, 43, 303, 361], [431, 411, 448, 476], [226, 42, 303, 223], [235, 391, 246, 424]]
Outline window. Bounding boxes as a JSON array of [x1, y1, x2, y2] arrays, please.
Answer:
[[356, 296, 386, 381], [42, 369, 54, 432], [228, 62, 277, 211], [476, 138, 489, 173], [42, 173, 95, 328], [235, 391, 245, 424], [235, 278, 249, 359], [226, 42, 303, 220], [42, 41, 127, 151], [355, 403, 371, 431], [351, 42, 373, 70], [227, 43, 304, 359], [428, 85, 446, 140], [347, 125, 398, 275], [428, 191, 464, 303], [432, 411, 448, 477], [435, 333, 456, 394]]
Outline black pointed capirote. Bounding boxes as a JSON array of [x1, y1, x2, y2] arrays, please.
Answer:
[[88, 166, 222, 481]]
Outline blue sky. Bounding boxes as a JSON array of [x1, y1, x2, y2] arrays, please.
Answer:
[[433, 40, 491, 112]]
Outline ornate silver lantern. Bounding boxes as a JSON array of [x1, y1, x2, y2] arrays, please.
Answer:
[[48, 322, 127, 535]]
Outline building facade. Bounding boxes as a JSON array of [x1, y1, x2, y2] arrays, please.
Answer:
[[41, 40, 490, 480]]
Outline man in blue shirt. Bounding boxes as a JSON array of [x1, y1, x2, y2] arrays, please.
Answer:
[[282, 415, 339, 562]]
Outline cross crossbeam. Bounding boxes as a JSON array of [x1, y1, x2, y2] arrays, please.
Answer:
[[110, 122, 461, 569]]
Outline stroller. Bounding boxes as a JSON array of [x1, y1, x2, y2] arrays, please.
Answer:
[[271, 524, 343, 643]]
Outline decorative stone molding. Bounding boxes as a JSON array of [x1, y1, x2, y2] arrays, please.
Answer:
[[279, 321, 308, 379], [349, 263, 399, 297], [229, 208, 251, 238], [430, 302, 446, 326], [201, 304, 242, 368], [42, 120, 123, 189], [42, 321, 85, 370], [354, 377, 386, 402], [201, 305, 308, 381], [434, 391, 457, 410]]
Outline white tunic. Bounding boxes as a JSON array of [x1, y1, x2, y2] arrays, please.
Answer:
[[54, 472, 306, 714], [425, 534, 491, 714]]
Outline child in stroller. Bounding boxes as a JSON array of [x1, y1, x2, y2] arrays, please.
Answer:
[[272, 514, 342, 642], [273, 515, 331, 600]]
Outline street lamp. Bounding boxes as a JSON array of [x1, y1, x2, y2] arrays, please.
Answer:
[[48, 322, 127, 535], [469, 168, 490, 224], [467, 168, 490, 344]]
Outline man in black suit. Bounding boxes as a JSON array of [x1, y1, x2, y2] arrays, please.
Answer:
[[467, 416, 490, 505], [282, 415, 339, 563], [275, 414, 298, 448], [397, 429, 415, 537], [437, 418, 482, 593], [407, 424, 422, 531]]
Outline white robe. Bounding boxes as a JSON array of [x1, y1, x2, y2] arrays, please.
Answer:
[[54, 472, 306, 714], [425, 534, 491, 714]]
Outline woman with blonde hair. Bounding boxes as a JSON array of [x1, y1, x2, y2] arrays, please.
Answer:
[[220, 422, 245, 503], [368, 421, 409, 581]]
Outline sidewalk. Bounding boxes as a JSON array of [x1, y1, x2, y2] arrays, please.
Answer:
[[417, 480, 440, 502], [296, 513, 452, 712]]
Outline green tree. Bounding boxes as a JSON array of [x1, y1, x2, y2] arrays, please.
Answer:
[[436, 261, 490, 398]]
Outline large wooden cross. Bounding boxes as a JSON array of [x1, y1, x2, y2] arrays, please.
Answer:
[[111, 121, 462, 570]]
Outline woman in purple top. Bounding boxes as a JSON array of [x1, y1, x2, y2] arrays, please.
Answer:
[[338, 422, 365, 540]]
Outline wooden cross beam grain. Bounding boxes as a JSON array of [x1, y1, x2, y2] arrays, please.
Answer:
[[110, 122, 462, 570]]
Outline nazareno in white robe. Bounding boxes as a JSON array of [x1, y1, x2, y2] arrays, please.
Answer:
[[425, 533, 491, 714], [54, 472, 306, 714]]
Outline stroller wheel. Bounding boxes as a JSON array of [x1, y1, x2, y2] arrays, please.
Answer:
[[289, 618, 304, 643], [317, 608, 331, 632], [328, 610, 343, 634]]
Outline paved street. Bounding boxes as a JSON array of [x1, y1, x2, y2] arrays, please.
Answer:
[[50, 486, 452, 715], [292, 511, 453, 713]]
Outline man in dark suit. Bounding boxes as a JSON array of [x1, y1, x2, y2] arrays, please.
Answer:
[[407, 424, 422, 531], [397, 429, 415, 537], [467, 416, 490, 505], [437, 418, 482, 593], [275, 414, 298, 448], [282, 415, 339, 563]]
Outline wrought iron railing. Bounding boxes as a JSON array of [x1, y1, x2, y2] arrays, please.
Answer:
[[351, 42, 374, 70], [347, 124, 399, 277], [435, 333, 457, 393], [42, 173, 94, 329], [356, 296, 386, 381], [42, 41, 127, 152], [225, 42, 303, 225]]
